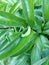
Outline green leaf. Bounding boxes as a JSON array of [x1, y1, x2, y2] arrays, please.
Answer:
[[27, 0, 34, 26], [0, 11, 27, 27], [42, 0, 49, 22], [21, 0, 29, 22], [21, 0, 34, 28], [11, 32, 38, 57], [0, 18, 27, 27], [15, 32, 38, 56], [31, 36, 42, 65]]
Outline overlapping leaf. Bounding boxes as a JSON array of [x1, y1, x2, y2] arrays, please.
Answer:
[[21, 0, 34, 28], [0, 11, 27, 27]]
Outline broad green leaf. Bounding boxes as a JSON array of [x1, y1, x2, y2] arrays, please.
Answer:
[[9, 30, 35, 55], [42, 0, 49, 22], [13, 31, 38, 56], [16, 33, 38, 55], [31, 36, 42, 65], [0, 11, 27, 27], [21, 0, 29, 22], [21, 0, 34, 28], [0, 18, 27, 27], [27, 0, 34, 27]]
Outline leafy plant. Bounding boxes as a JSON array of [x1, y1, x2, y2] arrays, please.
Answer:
[[0, 0, 49, 65]]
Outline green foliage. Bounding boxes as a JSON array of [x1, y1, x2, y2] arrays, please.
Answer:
[[0, 0, 49, 65], [42, 0, 49, 22]]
